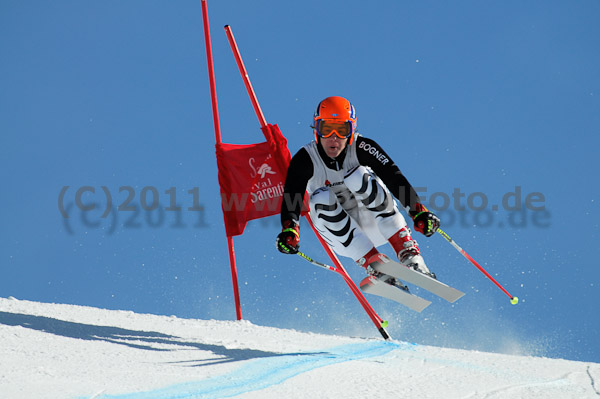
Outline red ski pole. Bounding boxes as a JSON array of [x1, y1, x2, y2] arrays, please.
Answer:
[[437, 228, 519, 305]]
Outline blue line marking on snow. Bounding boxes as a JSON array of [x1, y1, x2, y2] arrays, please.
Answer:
[[93, 341, 408, 399]]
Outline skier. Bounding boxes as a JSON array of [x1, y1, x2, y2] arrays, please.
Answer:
[[276, 96, 441, 288]]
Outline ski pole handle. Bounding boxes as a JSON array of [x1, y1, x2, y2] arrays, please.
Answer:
[[437, 228, 519, 305]]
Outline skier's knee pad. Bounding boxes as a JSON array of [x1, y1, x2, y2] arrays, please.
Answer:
[[309, 188, 347, 228], [343, 165, 370, 192], [344, 166, 393, 213], [344, 166, 406, 239], [309, 188, 374, 260]]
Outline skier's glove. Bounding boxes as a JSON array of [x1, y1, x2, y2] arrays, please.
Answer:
[[276, 220, 300, 254], [410, 203, 440, 237]]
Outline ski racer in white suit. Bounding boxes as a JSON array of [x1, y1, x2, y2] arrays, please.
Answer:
[[276, 96, 441, 283]]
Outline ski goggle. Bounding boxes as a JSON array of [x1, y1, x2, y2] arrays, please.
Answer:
[[315, 120, 353, 139]]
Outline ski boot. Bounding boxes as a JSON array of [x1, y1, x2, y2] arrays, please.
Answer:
[[389, 227, 437, 279], [357, 248, 410, 292]]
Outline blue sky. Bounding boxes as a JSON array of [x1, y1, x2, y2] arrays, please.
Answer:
[[1, 1, 599, 362]]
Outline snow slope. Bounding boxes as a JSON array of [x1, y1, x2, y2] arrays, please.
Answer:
[[1, 297, 598, 399]]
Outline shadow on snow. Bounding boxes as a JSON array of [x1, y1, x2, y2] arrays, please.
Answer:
[[0, 311, 318, 366]]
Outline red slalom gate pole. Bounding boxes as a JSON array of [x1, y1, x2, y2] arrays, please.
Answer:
[[201, 0, 222, 142], [437, 228, 519, 305], [224, 25, 267, 128], [200, 0, 243, 320], [224, 24, 388, 339]]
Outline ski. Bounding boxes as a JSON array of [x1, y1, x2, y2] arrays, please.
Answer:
[[360, 275, 431, 312], [368, 253, 465, 303]]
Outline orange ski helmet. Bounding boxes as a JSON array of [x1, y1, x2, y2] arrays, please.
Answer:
[[313, 96, 357, 145]]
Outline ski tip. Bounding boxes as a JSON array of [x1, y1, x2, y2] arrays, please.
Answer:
[[510, 296, 519, 305]]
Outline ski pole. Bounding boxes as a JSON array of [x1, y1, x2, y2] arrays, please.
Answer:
[[437, 228, 519, 305], [296, 251, 337, 272]]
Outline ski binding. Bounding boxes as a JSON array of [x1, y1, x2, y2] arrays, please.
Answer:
[[368, 253, 465, 303]]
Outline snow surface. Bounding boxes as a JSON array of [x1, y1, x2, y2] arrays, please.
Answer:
[[1, 297, 598, 399]]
